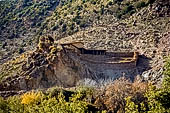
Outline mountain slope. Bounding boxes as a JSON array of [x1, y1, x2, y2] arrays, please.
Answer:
[[0, 0, 158, 63], [0, 0, 170, 89]]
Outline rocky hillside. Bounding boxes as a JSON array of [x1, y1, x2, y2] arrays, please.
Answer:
[[57, 0, 170, 83], [0, 0, 170, 92], [0, 0, 159, 63]]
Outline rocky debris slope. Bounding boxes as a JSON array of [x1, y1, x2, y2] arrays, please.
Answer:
[[0, 0, 166, 65], [57, 0, 170, 83], [0, 36, 97, 91]]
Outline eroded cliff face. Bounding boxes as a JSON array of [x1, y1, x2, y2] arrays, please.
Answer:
[[0, 36, 97, 91]]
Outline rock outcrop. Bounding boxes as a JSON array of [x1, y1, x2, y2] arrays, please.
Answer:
[[0, 36, 97, 91]]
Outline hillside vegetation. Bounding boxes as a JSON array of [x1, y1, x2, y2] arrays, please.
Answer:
[[0, 0, 60, 39], [0, 0, 158, 63], [0, 0, 61, 63], [0, 0, 156, 39]]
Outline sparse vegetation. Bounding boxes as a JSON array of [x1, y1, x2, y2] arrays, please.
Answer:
[[44, 0, 155, 38], [0, 0, 160, 63], [0, 0, 155, 39], [0, 0, 59, 39]]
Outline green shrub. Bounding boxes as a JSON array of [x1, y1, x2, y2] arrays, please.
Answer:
[[7, 96, 24, 113], [79, 20, 87, 28], [18, 48, 24, 54], [100, 5, 104, 15], [116, 12, 122, 19], [62, 24, 67, 32], [107, 1, 113, 6], [164, 57, 170, 76], [122, 5, 134, 14], [52, 25, 58, 31], [125, 96, 139, 113], [135, 1, 146, 8], [59, 19, 63, 25], [145, 57, 170, 112], [0, 97, 9, 113], [69, 22, 75, 30], [147, 0, 156, 4]]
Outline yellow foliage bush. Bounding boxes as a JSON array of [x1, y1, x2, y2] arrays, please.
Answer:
[[21, 91, 41, 105]]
